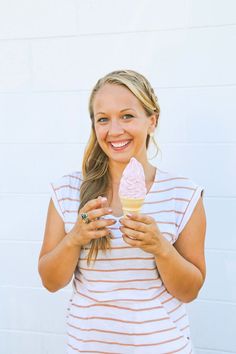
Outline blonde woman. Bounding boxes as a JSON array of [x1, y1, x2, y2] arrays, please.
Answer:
[[38, 70, 206, 353]]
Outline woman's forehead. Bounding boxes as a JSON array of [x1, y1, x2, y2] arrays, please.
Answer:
[[93, 84, 143, 113]]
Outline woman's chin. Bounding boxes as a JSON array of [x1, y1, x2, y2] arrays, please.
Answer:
[[108, 154, 134, 164]]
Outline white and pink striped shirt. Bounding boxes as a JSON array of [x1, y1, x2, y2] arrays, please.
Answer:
[[50, 167, 204, 354]]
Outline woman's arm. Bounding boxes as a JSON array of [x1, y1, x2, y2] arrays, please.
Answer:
[[38, 199, 82, 292], [154, 197, 206, 302], [38, 197, 116, 292], [120, 197, 206, 303]]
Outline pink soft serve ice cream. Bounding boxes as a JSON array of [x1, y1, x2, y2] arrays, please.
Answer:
[[119, 158, 147, 215], [119, 157, 147, 198]]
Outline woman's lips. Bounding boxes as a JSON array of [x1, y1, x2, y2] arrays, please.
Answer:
[[109, 140, 132, 151]]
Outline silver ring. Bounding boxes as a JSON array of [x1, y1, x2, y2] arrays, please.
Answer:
[[80, 212, 91, 224]]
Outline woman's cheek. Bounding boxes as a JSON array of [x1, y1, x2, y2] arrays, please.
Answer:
[[95, 126, 107, 141]]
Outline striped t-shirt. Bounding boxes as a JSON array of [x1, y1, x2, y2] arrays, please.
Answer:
[[50, 167, 204, 354]]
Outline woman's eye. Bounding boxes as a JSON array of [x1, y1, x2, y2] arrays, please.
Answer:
[[97, 117, 108, 123], [123, 114, 134, 120]]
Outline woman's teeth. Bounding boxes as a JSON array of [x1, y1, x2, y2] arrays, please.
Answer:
[[110, 141, 130, 148]]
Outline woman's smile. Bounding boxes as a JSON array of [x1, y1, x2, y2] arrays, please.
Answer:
[[108, 139, 132, 151]]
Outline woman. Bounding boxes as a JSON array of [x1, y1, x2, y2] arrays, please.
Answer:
[[38, 69, 206, 353]]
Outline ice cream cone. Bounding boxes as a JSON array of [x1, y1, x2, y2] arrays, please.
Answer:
[[120, 197, 144, 216]]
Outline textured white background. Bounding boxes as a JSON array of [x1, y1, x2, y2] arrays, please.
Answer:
[[0, 1, 235, 353]]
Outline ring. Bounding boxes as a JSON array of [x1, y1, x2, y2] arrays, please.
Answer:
[[80, 212, 91, 224]]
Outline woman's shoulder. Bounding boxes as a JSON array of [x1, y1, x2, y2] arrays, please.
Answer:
[[63, 170, 83, 187], [50, 170, 83, 206], [156, 166, 203, 192], [51, 170, 83, 189], [154, 166, 204, 238]]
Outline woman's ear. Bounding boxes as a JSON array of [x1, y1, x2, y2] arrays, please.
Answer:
[[148, 113, 157, 132]]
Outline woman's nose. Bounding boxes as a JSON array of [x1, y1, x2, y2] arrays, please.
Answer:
[[108, 119, 124, 135]]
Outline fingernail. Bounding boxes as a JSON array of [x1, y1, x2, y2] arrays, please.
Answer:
[[127, 213, 132, 218], [101, 197, 107, 202], [108, 208, 112, 212]]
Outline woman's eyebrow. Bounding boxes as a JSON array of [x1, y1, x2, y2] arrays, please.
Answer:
[[95, 108, 136, 116]]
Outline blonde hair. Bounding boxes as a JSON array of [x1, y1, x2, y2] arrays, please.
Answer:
[[78, 70, 160, 264]]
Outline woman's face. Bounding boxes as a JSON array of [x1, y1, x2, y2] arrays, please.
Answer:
[[93, 84, 156, 165]]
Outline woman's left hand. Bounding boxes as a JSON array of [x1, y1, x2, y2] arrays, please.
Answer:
[[119, 213, 170, 257]]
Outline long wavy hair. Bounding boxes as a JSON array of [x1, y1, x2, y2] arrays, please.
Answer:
[[78, 70, 160, 264]]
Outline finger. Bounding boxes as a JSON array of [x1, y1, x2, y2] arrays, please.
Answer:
[[87, 207, 113, 221], [89, 218, 116, 230], [124, 213, 153, 225], [89, 228, 111, 239], [122, 234, 142, 246], [98, 196, 109, 208], [81, 197, 109, 213], [120, 226, 143, 241], [119, 218, 146, 232]]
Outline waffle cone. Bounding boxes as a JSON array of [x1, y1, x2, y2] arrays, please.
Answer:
[[120, 197, 144, 216]]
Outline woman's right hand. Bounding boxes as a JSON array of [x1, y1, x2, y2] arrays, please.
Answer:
[[68, 196, 116, 247]]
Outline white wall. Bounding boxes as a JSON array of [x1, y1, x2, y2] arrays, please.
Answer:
[[0, 1, 235, 353]]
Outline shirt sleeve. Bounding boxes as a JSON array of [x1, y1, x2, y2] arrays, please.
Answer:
[[49, 175, 68, 222], [49, 171, 82, 227], [175, 177, 204, 237]]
